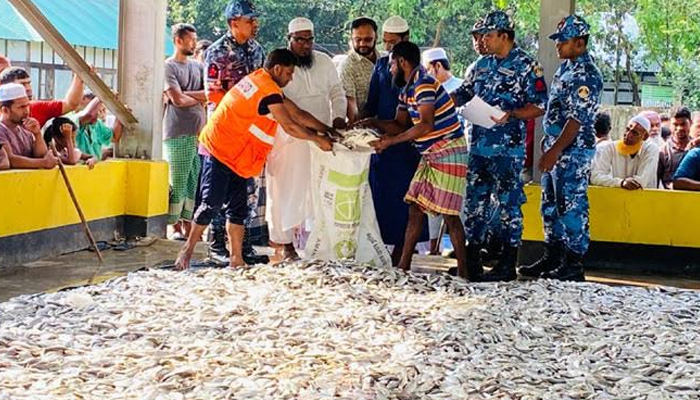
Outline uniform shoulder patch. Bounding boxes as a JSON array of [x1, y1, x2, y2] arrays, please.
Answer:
[[207, 63, 220, 79], [534, 64, 544, 78], [236, 77, 259, 100], [578, 86, 590, 99]]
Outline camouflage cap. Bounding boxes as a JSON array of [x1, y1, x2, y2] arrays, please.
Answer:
[[473, 11, 515, 34], [224, 0, 259, 20], [470, 17, 485, 34], [548, 15, 590, 42]]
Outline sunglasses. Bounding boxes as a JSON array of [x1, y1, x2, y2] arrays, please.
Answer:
[[291, 36, 314, 45]]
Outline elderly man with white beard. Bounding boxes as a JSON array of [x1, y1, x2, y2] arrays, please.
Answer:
[[265, 17, 347, 261]]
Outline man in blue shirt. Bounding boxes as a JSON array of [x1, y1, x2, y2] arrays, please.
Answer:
[[362, 16, 426, 266], [452, 11, 548, 281], [519, 15, 603, 282], [673, 148, 700, 190], [422, 48, 463, 93]]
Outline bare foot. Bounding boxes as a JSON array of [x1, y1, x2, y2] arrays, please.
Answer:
[[228, 256, 247, 269], [270, 250, 285, 263], [174, 249, 192, 271], [283, 244, 300, 262], [269, 242, 285, 263]]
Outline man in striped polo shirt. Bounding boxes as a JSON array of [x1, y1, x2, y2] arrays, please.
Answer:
[[361, 41, 472, 279]]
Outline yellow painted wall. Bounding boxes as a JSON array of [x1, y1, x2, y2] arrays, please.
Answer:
[[0, 160, 168, 238], [523, 184, 700, 248], [125, 160, 170, 217], [2, 163, 698, 249]]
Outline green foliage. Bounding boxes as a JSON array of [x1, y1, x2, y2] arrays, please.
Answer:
[[635, 0, 700, 107], [166, 0, 541, 77], [167, 0, 700, 106]]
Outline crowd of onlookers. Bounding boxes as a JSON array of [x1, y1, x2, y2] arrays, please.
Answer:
[[591, 107, 700, 191], [3, 18, 700, 198], [0, 55, 122, 171]]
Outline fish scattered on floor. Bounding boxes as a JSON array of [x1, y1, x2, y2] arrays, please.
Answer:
[[1, 259, 699, 399]]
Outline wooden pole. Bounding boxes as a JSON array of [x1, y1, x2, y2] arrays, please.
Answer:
[[49, 142, 105, 283], [7, 0, 138, 130]]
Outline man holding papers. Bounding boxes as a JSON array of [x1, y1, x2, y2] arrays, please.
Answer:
[[519, 15, 603, 282], [452, 11, 548, 282]]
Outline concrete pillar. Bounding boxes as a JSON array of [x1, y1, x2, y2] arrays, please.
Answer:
[[116, 0, 167, 160], [533, 0, 576, 182]]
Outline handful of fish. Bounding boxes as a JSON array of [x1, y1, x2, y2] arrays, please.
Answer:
[[335, 128, 380, 151], [1, 260, 700, 399]]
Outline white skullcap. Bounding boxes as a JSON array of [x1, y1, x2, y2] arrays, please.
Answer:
[[422, 48, 449, 66], [382, 15, 409, 33], [0, 83, 26, 102], [288, 17, 314, 34], [630, 114, 651, 133]]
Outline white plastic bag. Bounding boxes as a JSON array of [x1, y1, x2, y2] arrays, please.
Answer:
[[305, 144, 391, 267]]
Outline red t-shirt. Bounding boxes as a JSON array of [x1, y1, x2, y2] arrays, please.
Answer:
[[30, 100, 64, 127]]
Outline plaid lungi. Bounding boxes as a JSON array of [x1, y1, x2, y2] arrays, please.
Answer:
[[164, 135, 200, 224], [404, 136, 468, 216]]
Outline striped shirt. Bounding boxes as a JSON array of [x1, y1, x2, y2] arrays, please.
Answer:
[[399, 67, 463, 153]]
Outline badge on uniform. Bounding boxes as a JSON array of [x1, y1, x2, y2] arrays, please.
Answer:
[[578, 86, 590, 99], [498, 67, 515, 77], [236, 77, 259, 99]]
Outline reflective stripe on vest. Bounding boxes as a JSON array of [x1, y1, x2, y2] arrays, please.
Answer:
[[198, 69, 282, 178], [249, 124, 275, 146]]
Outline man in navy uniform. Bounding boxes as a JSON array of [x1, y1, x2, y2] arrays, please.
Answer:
[[519, 15, 603, 281], [452, 11, 548, 281]]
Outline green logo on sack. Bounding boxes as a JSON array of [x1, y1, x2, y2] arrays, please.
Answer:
[[334, 189, 360, 223], [334, 239, 357, 259]]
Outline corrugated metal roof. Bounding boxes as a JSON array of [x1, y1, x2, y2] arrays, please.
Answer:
[[0, 0, 172, 52]]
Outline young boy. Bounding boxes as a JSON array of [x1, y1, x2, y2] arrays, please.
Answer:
[[43, 117, 97, 169]]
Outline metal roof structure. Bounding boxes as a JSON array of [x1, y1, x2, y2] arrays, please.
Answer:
[[0, 0, 173, 52]]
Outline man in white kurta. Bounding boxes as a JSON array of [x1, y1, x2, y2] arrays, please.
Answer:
[[591, 114, 659, 190], [265, 17, 347, 261]]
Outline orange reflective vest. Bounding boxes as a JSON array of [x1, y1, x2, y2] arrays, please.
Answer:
[[199, 69, 282, 178]]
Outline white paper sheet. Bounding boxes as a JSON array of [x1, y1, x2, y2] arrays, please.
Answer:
[[460, 95, 506, 129]]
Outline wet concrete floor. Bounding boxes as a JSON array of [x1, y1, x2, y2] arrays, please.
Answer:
[[1, 239, 699, 302]]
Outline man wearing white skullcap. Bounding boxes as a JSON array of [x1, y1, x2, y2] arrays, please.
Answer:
[[361, 15, 426, 266], [422, 48, 463, 94], [0, 83, 57, 169], [591, 114, 659, 189], [264, 17, 347, 261], [421, 46, 465, 256]]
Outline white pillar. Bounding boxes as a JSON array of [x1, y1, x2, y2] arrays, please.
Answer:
[[533, 0, 576, 181], [116, 0, 167, 160]]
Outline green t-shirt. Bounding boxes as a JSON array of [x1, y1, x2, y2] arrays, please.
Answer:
[[76, 120, 113, 158]]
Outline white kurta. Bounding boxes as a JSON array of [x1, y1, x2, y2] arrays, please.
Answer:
[[265, 51, 347, 242], [591, 140, 660, 189]]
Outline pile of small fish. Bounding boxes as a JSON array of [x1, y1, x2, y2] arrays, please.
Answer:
[[335, 128, 379, 151], [1, 260, 700, 399]]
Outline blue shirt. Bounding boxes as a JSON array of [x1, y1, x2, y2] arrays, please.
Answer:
[[453, 45, 548, 157], [399, 67, 463, 153], [543, 52, 603, 151], [364, 56, 400, 120], [442, 75, 464, 94], [673, 147, 700, 182]]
